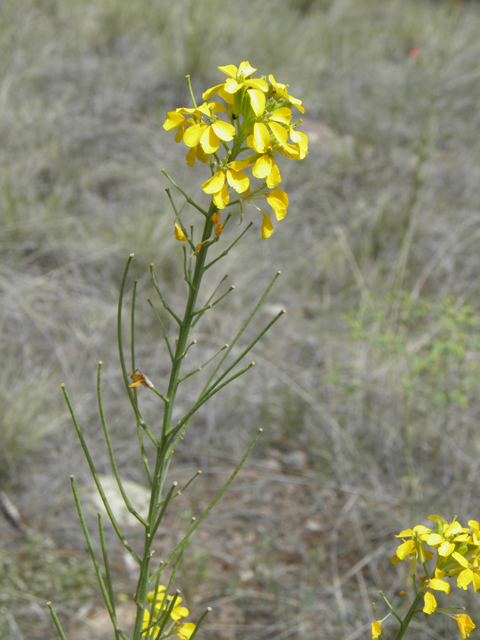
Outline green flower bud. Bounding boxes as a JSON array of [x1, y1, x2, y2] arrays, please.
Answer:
[[435, 519, 445, 536]]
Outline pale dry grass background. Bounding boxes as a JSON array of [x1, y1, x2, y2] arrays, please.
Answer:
[[2, 0, 480, 638]]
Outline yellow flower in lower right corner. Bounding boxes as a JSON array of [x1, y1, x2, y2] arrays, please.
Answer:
[[371, 620, 382, 639], [456, 613, 476, 639]]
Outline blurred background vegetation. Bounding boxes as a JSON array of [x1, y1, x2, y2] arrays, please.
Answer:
[[2, 0, 480, 637]]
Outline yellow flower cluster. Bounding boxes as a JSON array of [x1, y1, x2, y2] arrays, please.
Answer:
[[163, 61, 308, 239], [372, 515, 479, 638], [142, 586, 195, 639]]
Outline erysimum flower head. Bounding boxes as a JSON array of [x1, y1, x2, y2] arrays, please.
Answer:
[[204, 61, 269, 117], [164, 61, 309, 238]]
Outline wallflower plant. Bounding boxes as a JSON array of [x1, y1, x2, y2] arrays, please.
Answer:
[[372, 515, 478, 639], [46, 60, 474, 640], [47, 62, 308, 640]]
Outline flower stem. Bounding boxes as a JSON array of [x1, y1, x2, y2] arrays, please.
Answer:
[[132, 204, 216, 639], [393, 591, 424, 640]]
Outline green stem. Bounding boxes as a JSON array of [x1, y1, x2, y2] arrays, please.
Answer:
[[393, 591, 424, 640], [132, 204, 216, 640]]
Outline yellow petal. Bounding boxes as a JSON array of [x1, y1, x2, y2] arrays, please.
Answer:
[[395, 540, 415, 560], [229, 160, 252, 171], [170, 605, 189, 620], [163, 111, 186, 131], [268, 107, 292, 125], [457, 568, 473, 590], [252, 154, 273, 179], [183, 123, 207, 148], [200, 126, 221, 154], [435, 566, 446, 579], [176, 622, 196, 640], [453, 551, 470, 569], [218, 63, 240, 78], [238, 61, 256, 76], [174, 222, 187, 241], [251, 122, 270, 153], [438, 540, 455, 557], [186, 147, 196, 167], [245, 78, 268, 92], [265, 161, 281, 188], [212, 184, 229, 209], [371, 621, 381, 639], [267, 189, 289, 220], [473, 571, 480, 593], [202, 171, 226, 194], [287, 94, 305, 113], [260, 211, 274, 239], [247, 88, 266, 117], [226, 168, 249, 193], [428, 578, 450, 594], [426, 533, 443, 546], [223, 77, 243, 94], [456, 614, 476, 639], [428, 515, 447, 523], [445, 521, 466, 536], [201, 84, 233, 104], [290, 129, 309, 157], [211, 120, 236, 141], [423, 591, 436, 614], [269, 121, 289, 146]]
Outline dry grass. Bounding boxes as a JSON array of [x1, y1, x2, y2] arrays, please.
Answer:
[[2, 0, 480, 638]]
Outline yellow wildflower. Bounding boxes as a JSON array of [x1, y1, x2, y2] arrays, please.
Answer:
[[204, 61, 269, 117], [456, 613, 476, 639], [426, 520, 470, 558], [163, 111, 190, 142], [268, 73, 305, 113], [452, 551, 480, 592], [371, 620, 382, 639], [391, 525, 433, 564], [202, 160, 251, 210], [182, 102, 235, 154]]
